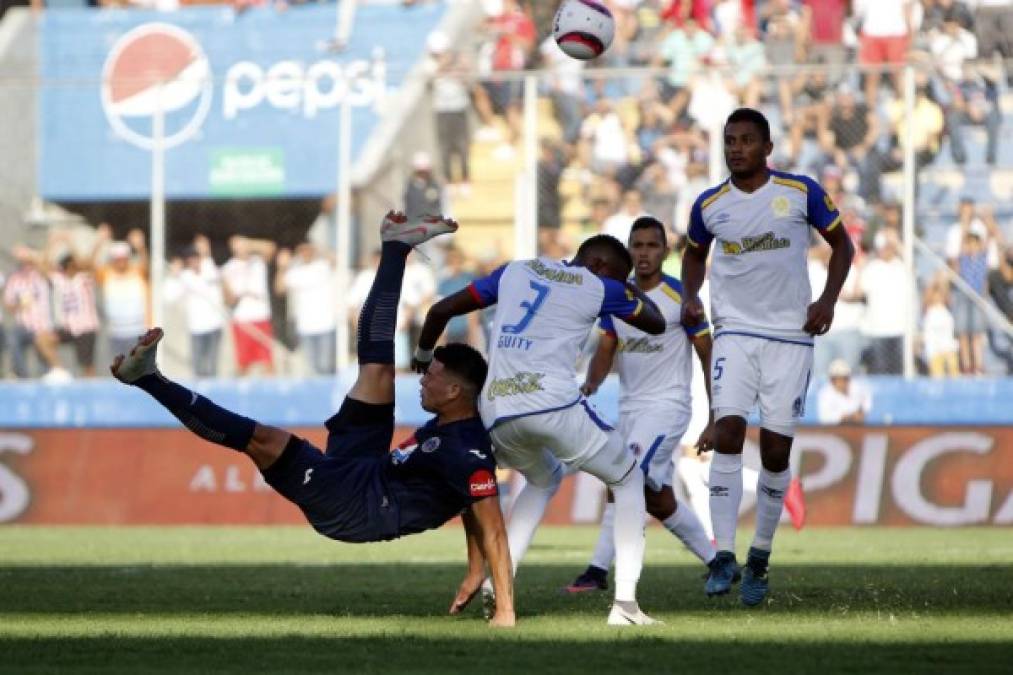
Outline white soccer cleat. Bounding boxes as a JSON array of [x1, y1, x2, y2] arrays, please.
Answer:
[[380, 210, 458, 247], [606, 602, 662, 626], [111, 328, 163, 384]]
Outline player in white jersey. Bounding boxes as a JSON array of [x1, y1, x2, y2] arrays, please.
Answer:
[[564, 217, 718, 594], [681, 108, 854, 606], [415, 235, 666, 625]]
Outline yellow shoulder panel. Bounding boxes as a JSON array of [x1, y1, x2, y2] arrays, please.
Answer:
[[772, 176, 808, 194]]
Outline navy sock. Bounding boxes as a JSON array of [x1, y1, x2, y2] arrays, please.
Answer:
[[134, 373, 256, 451], [357, 241, 411, 365]]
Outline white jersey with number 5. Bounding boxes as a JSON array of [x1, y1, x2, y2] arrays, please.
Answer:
[[687, 170, 842, 343], [468, 257, 644, 430]]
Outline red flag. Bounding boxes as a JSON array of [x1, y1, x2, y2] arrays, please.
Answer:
[[784, 477, 806, 530]]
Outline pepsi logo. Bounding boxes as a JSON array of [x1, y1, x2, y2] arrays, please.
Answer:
[[101, 23, 212, 150]]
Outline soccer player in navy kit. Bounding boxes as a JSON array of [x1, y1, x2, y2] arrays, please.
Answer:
[[111, 212, 515, 627]]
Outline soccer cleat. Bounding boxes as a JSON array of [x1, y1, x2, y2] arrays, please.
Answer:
[[564, 565, 608, 593], [111, 328, 163, 384], [607, 601, 661, 626], [740, 546, 771, 607], [481, 587, 496, 621], [380, 210, 458, 247], [704, 550, 739, 597]]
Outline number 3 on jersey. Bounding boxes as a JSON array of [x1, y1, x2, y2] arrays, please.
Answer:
[[503, 281, 550, 334]]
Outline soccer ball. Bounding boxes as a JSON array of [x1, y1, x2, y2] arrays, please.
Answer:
[[553, 0, 615, 61]]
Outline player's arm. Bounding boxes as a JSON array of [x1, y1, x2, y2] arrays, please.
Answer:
[[415, 289, 484, 370], [415, 264, 505, 371], [582, 325, 618, 396], [691, 330, 716, 453], [805, 186, 855, 335], [600, 278, 664, 335], [621, 282, 665, 335], [681, 197, 713, 327], [458, 498, 515, 627]]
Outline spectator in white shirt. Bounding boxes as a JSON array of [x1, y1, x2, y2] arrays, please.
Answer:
[[810, 240, 867, 376], [921, 277, 960, 377], [274, 242, 337, 375], [860, 227, 910, 374], [165, 239, 225, 378], [817, 359, 873, 425], [222, 235, 276, 376]]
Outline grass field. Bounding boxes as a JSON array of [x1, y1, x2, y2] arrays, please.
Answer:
[[2, 526, 1012, 674]]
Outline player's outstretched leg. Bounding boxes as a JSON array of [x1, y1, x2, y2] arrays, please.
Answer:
[[349, 210, 457, 404], [111, 328, 258, 457]]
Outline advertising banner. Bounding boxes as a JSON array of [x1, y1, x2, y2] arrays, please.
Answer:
[[2, 426, 1010, 527], [38, 4, 445, 200]]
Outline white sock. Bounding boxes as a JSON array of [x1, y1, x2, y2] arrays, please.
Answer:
[[709, 452, 743, 553], [506, 478, 560, 574], [589, 501, 616, 571], [663, 499, 716, 564], [610, 468, 646, 602], [751, 467, 791, 552]]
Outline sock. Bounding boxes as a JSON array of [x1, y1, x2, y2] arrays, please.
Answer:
[[135, 373, 255, 451], [751, 467, 791, 552], [663, 499, 716, 565], [610, 467, 646, 603], [709, 452, 743, 553], [589, 501, 616, 571], [357, 241, 411, 365]]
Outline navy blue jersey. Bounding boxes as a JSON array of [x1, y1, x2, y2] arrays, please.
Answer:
[[383, 416, 498, 537]]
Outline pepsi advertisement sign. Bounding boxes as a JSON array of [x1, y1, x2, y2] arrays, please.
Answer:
[[38, 5, 446, 201]]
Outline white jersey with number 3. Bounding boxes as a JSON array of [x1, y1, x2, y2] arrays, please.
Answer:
[[467, 257, 643, 430]]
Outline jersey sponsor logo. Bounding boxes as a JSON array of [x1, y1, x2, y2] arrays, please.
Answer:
[[303, 468, 314, 485], [420, 437, 440, 453], [468, 469, 498, 497], [486, 371, 546, 401], [468, 449, 488, 459], [391, 435, 418, 465], [719, 231, 790, 256], [497, 335, 535, 351], [617, 336, 663, 354], [524, 259, 583, 285], [771, 195, 791, 217]]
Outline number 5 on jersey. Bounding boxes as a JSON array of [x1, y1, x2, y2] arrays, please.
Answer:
[[503, 281, 550, 335], [713, 356, 726, 381]]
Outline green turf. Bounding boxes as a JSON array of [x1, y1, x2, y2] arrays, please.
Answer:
[[2, 526, 1012, 674]]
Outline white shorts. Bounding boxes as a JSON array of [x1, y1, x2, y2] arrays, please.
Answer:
[[490, 399, 636, 489], [710, 333, 813, 436], [619, 404, 691, 492]]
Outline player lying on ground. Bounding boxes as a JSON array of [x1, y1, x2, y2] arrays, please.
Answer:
[[566, 216, 718, 593], [415, 234, 667, 625], [682, 108, 854, 606], [111, 211, 515, 627]]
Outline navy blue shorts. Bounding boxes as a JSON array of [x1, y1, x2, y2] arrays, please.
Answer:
[[260, 397, 399, 543]]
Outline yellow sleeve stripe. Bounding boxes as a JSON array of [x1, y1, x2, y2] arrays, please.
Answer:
[[660, 283, 681, 304], [700, 183, 730, 210], [772, 176, 808, 193], [692, 327, 712, 337], [825, 215, 842, 231], [686, 236, 700, 248], [629, 299, 644, 317]]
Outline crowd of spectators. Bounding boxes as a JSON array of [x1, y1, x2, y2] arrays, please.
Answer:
[[443, 0, 1013, 377], [0, 222, 505, 381]]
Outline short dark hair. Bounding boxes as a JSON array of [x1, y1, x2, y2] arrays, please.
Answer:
[[725, 107, 771, 143], [629, 216, 667, 247], [576, 234, 634, 276], [434, 343, 488, 394]]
